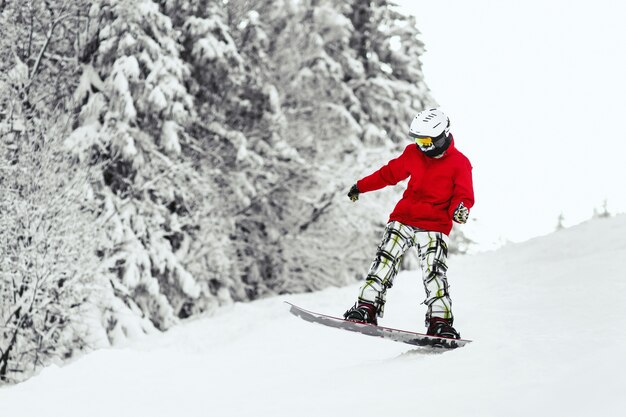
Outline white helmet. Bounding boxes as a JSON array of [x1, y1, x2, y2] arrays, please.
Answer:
[[408, 108, 452, 157]]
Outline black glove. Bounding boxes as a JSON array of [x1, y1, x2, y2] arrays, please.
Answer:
[[347, 184, 360, 202], [453, 202, 469, 224]]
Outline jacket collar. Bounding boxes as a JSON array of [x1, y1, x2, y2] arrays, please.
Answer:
[[433, 134, 456, 159]]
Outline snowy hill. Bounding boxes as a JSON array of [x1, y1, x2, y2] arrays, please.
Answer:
[[1, 215, 625, 417]]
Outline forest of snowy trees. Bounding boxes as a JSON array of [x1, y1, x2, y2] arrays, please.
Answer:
[[0, 0, 469, 383]]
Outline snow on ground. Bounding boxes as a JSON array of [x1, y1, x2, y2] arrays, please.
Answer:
[[1, 215, 626, 417]]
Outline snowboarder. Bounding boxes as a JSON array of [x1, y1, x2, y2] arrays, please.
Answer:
[[344, 108, 474, 339]]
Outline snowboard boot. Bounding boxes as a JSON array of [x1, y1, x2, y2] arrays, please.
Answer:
[[427, 317, 461, 339], [343, 302, 378, 326]]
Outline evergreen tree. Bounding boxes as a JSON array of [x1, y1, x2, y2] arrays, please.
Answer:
[[68, 0, 233, 332]]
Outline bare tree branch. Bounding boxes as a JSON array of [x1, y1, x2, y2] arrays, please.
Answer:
[[27, 12, 72, 93]]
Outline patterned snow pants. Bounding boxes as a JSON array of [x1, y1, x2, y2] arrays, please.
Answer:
[[357, 221, 453, 325]]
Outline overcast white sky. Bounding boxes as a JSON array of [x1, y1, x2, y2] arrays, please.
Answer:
[[394, 0, 626, 248]]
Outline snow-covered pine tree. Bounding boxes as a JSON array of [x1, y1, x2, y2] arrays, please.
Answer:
[[157, 0, 285, 300], [68, 0, 226, 335], [347, 0, 433, 143]]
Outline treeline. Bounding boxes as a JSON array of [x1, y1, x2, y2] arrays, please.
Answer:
[[0, 0, 435, 383]]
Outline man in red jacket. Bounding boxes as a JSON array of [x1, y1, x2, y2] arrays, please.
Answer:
[[344, 108, 474, 339]]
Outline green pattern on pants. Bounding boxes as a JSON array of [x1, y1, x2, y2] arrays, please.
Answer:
[[358, 221, 453, 324]]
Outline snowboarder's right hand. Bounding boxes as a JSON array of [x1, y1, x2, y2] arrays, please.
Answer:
[[347, 184, 360, 202]]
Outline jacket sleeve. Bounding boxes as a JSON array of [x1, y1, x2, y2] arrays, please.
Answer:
[[356, 146, 412, 193], [449, 157, 475, 217]]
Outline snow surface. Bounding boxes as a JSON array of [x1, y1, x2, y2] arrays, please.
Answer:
[[1, 216, 626, 416]]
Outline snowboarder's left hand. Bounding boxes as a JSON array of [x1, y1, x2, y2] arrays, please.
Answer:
[[347, 184, 360, 202], [453, 202, 469, 224]]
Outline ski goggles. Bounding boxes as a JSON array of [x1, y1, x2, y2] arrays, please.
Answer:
[[410, 132, 448, 149]]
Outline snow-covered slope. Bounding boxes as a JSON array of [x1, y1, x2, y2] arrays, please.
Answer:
[[2, 216, 625, 417]]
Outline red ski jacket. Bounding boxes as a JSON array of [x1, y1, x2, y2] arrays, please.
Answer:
[[356, 136, 474, 235]]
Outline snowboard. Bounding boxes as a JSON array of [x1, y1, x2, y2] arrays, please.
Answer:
[[286, 302, 471, 349]]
